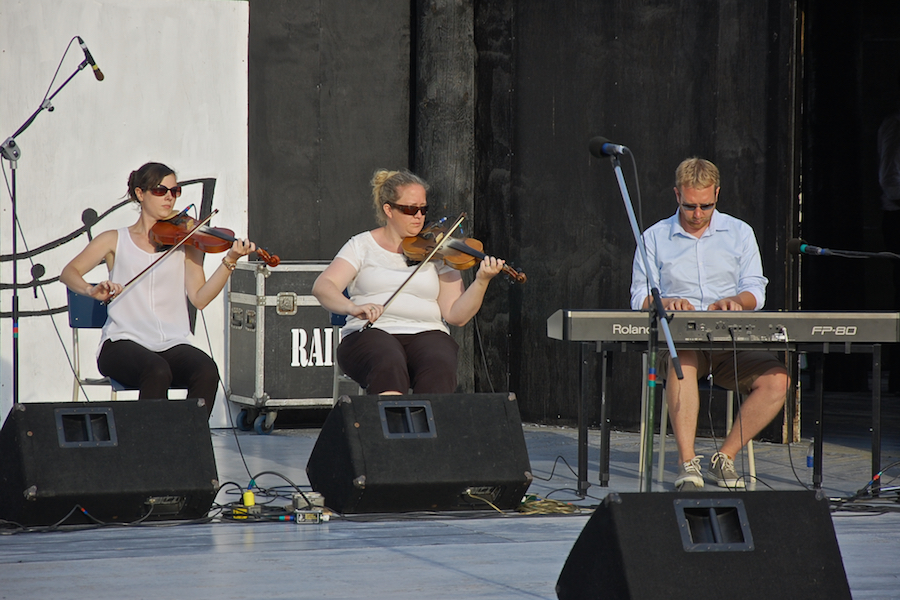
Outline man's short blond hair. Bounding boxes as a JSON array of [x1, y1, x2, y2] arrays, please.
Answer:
[[675, 157, 720, 190]]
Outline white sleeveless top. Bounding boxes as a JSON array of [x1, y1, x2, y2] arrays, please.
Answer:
[[98, 228, 192, 356]]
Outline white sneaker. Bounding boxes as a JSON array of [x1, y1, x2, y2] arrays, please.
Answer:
[[708, 451, 746, 488], [675, 455, 704, 489]]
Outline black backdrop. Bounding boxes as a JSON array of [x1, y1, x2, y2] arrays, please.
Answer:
[[247, 0, 897, 436], [474, 1, 796, 434], [802, 0, 900, 393], [248, 0, 411, 261]]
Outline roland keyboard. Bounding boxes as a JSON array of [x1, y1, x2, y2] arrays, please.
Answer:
[[547, 309, 900, 344]]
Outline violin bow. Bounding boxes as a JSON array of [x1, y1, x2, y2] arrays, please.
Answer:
[[362, 212, 466, 330], [102, 209, 219, 306]]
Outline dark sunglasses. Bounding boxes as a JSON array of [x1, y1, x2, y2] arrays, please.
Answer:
[[148, 185, 183, 198], [679, 202, 716, 211], [389, 202, 429, 216]]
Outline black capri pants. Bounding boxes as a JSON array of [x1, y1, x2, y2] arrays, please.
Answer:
[[97, 339, 220, 415], [336, 328, 459, 395]]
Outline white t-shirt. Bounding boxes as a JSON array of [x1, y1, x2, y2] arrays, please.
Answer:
[[336, 231, 454, 339], [98, 228, 193, 356]]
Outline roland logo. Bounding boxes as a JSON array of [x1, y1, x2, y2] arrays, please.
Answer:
[[612, 323, 650, 336], [810, 326, 858, 336]]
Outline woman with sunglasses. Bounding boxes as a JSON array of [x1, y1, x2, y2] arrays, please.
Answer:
[[60, 162, 256, 415], [312, 169, 505, 395]]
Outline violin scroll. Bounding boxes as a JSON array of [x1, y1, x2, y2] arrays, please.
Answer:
[[255, 248, 281, 267], [502, 263, 527, 284]]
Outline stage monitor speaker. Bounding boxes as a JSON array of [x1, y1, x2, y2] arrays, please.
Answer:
[[556, 490, 851, 600], [306, 393, 533, 513], [0, 400, 219, 527]]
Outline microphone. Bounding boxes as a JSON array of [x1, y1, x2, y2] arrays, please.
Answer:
[[77, 36, 104, 81], [589, 136, 628, 158], [787, 238, 832, 256]]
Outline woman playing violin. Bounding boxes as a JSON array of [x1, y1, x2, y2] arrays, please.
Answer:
[[312, 169, 505, 395], [60, 162, 256, 415]]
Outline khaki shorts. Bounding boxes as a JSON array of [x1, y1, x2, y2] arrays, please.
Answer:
[[659, 350, 787, 396]]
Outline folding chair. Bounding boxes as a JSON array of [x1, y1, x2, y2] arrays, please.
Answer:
[[67, 288, 116, 401], [331, 311, 365, 403], [67, 288, 188, 401]]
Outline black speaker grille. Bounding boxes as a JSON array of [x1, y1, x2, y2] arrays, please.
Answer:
[[379, 400, 436, 438], [674, 497, 754, 552], [55, 407, 117, 448]]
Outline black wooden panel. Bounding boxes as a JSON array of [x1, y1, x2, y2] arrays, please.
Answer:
[[473, 2, 517, 400], [802, 1, 900, 392], [414, 1, 478, 392], [318, 2, 411, 256], [474, 2, 796, 430], [248, 0, 410, 261], [248, 1, 320, 259]]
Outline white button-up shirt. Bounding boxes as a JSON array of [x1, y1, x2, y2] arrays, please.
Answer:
[[630, 209, 768, 311]]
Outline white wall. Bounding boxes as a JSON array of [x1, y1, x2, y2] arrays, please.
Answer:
[[0, 0, 249, 427]]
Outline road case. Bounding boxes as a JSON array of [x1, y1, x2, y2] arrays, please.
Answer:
[[226, 261, 358, 433]]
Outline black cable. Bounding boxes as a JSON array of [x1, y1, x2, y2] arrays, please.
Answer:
[[628, 150, 644, 235], [195, 307, 255, 482], [40, 37, 80, 104], [0, 36, 81, 369], [0, 502, 221, 535], [473, 316, 495, 393], [777, 326, 815, 490], [529, 455, 579, 482]]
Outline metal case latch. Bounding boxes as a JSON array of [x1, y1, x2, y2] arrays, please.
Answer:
[[276, 292, 298, 315]]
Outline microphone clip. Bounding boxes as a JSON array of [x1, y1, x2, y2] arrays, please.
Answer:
[[1, 137, 21, 162]]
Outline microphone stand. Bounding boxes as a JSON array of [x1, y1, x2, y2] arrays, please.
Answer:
[[604, 153, 684, 492], [1, 57, 94, 406], [792, 241, 899, 495]]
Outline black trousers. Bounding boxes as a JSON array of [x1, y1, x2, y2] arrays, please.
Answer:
[[97, 339, 220, 415], [337, 328, 459, 394]]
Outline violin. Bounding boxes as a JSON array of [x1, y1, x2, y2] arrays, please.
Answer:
[[104, 210, 279, 306], [150, 210, 280, 267], [401, 221, 526, 283]]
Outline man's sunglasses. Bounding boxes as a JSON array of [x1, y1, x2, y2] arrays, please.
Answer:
[[389, 202, 428, 216], [679, 202, 716, 211], [148, 185, 183, 198]]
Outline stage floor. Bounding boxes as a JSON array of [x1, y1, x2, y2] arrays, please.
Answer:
[[1, 404, 899, 599]]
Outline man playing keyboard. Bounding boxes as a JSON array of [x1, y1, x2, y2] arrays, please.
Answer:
[[630, 157, 790, 489]]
